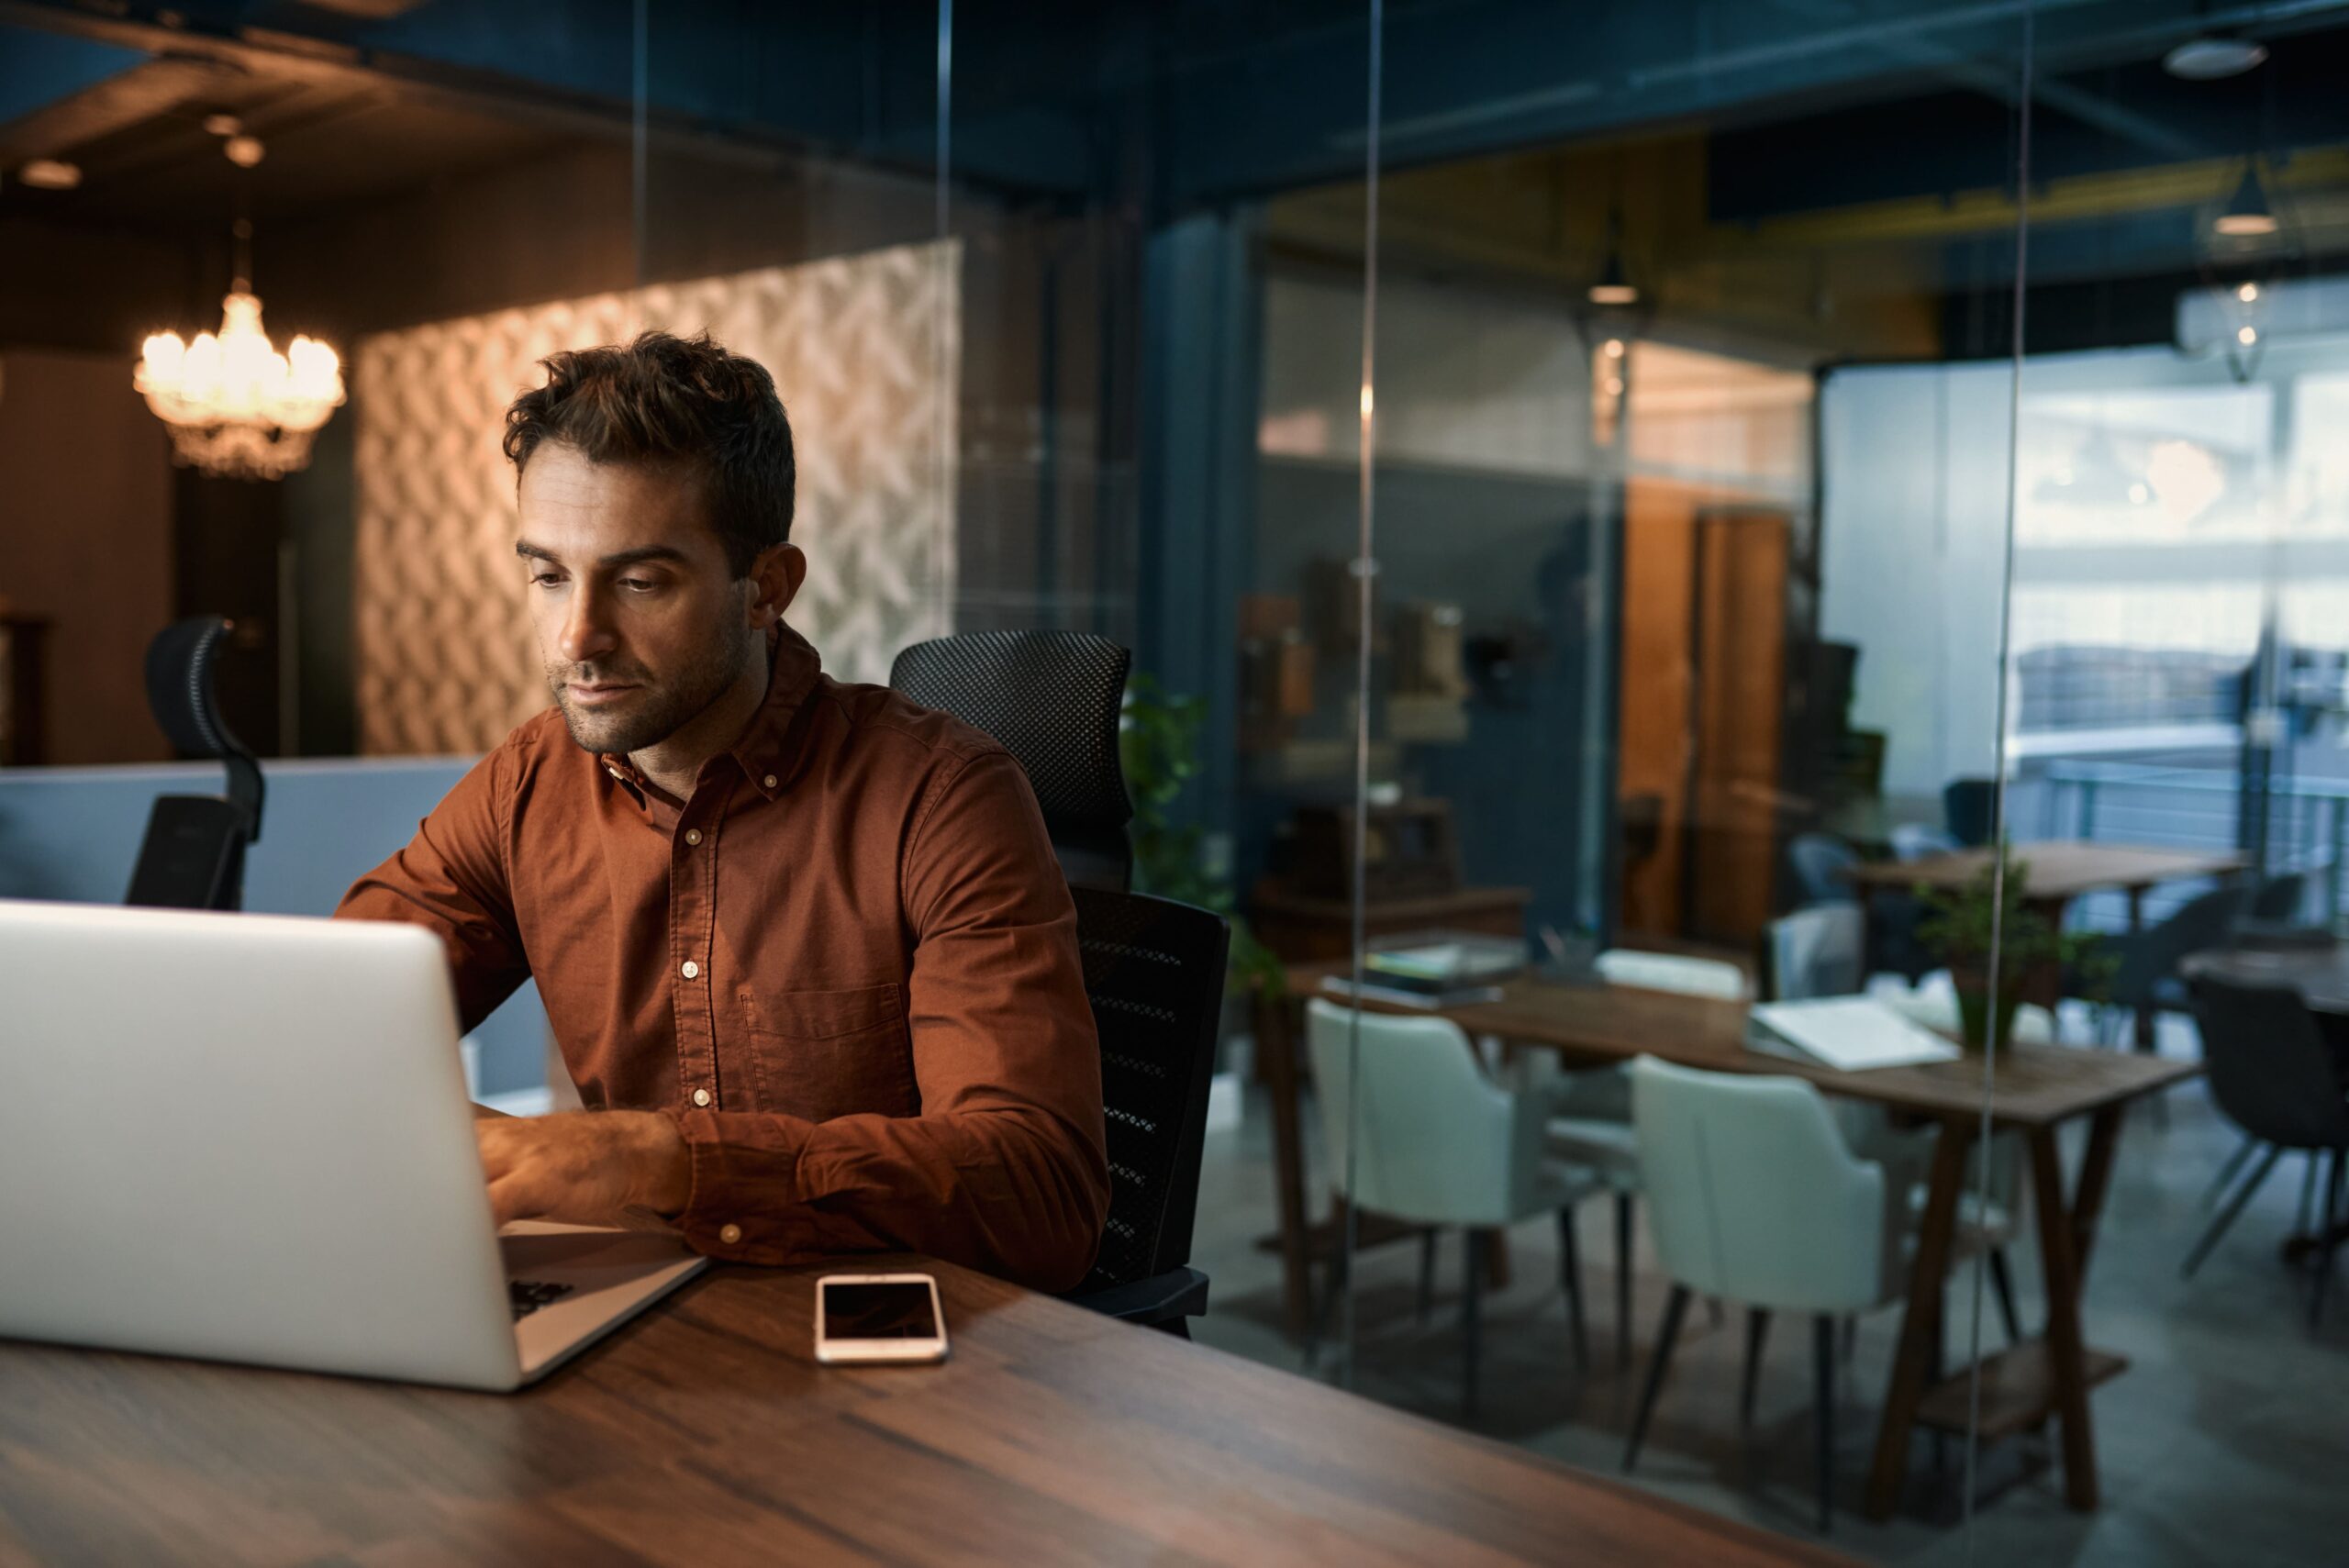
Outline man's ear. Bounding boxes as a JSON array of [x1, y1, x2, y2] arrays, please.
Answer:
[[745, 542, 807, 628]]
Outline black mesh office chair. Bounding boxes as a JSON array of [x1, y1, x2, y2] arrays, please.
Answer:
[[1062, 884, 1230, 1334], [889, 632, 1227, 1331], [125, 617, 263, 911], [2182, 975, 2349, 1328], [889, 631, 1134, 889]]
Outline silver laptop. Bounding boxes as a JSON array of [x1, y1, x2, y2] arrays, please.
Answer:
[[0, 898, 707, 1391]]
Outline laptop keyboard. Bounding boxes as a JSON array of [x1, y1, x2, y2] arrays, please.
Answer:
[[508, 1279, 576, 1320]]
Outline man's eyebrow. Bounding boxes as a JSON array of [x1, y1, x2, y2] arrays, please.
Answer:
[[513, 541, 691, 569]]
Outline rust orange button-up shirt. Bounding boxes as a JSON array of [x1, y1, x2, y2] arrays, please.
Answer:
[[334, 627, 1109, 1292]]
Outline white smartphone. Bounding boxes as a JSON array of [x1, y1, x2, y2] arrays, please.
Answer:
[[813, 1273, 950, 1365]]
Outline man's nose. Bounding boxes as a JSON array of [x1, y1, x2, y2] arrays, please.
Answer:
[[556, 584, 618, 666]]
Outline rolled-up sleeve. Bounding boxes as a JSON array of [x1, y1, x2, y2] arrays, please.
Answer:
[[670, 750, 1110, 1293], [332, 742, 531, 1034]]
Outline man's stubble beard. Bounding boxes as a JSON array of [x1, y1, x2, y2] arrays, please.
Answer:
[[549, 614, 755, 757]]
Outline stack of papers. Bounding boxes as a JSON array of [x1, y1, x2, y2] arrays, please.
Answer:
[[1747, 996, 1962, 1072]]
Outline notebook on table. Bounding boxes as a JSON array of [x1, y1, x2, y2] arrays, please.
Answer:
[[1746, 995, 1962, 1072]]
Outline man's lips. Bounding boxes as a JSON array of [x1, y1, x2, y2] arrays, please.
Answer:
[[567, 681, 641, 706]]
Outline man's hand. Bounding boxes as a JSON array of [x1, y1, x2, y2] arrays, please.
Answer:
[[474, 1110, 690, 1229]]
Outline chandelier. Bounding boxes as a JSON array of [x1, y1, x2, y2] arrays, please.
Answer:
[[138, 289, 344, 482]]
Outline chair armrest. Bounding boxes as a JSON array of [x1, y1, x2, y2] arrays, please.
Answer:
[[1064, 1267, 1209, 1326]]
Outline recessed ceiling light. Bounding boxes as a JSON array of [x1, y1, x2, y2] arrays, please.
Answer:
[[224, 135, 264, 169], [202, 113, 241, 137], [2165, 37, 2269, 81], [17, 159, 82, 191]]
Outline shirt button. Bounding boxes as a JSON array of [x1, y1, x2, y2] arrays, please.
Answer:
[[763, 773, 777, 789], [685, 828, 703, 846], [680, 960, 699, 980], [692, 1088, 712, 1107], [718, 1223, 742, 1245]]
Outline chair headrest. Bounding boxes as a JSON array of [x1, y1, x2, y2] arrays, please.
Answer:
[[145, 616, 263, 840]]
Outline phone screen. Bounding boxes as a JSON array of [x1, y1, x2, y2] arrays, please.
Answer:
[[821, 1279, 941, 1340]]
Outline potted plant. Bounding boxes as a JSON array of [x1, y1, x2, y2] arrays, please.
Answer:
[[1120, 675, 1284, 1007], [1915, 847, 2114, 1052]]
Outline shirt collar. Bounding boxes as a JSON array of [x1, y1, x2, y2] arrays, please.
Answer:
[[597, 624, 824, 805]]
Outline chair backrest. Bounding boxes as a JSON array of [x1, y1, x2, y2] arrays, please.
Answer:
[[126, 616, 264, 912], [1595, 949, 1749, 1001], [889, 631, 1134, 889], [1890, 823, 1960, 863], [1068, 886, 1230, 1296], [1766, 905, 1865, 1000], [1787, 832, 1859, 906], [1943, 778, 1997, 846], [2188, 975, 2349, 1151], [1630, 1056, 1890, 1315], [1305, 999, 1540, 1228], [2250, 871, 2309, 923], [2116, 884, 2249, 1004]]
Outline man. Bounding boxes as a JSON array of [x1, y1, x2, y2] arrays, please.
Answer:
[[336, 330, 1108, 1293]]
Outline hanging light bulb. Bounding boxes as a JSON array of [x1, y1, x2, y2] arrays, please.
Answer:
[[2215, 164, 2279, 238]]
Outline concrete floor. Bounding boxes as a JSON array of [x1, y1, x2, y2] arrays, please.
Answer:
[[1187, 1021, 2349, 1566]]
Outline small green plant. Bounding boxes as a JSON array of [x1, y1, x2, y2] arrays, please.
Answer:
[[1120, 674, 1284, 998], [1915, 844, 2114, 1048]]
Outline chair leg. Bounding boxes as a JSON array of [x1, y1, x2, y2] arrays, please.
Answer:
[[1840, 1314, 1857, 1365], [1615, 1192, 1634, 1370], [1313, 1218, 1353, 1356], [1462, 1229, 1486, 1421], [1988, 1248, 2023, 1346], [1557, 1207, 1590, 1373], [2202, 1134, 2261, 1209], [1740, 1307, 1771, 1426], [1623, 1284, 1690, 1473], [2297, 1152, 2321, 1241], [2312, 1150, 2346, 1331], [2183, 1145, 2285, 1279], [1812, 1314, 1836, 1534], [1416, 1229, 1438, 1327]]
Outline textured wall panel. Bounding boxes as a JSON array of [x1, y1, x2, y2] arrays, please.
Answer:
[[353, 241, 960, 755]]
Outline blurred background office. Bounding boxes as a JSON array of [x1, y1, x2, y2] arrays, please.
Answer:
[[4, 2, 2347, 1562]]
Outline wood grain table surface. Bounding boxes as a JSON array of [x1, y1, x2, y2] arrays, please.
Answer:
[[0, 1252, 1861, 1568], [2181, 939, 2349, 1015], [1840, 841, 2245, 899]]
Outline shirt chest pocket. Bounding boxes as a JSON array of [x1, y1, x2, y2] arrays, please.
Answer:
[[736, 983, 917, 1121]]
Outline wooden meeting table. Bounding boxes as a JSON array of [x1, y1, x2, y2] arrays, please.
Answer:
[[1843, 841, 2246, 1051], [0, 1251, 1860, 1566], [1256, 965, 2196, 1519]]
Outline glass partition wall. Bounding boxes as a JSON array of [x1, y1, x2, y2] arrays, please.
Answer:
[[7, 2, 2347, 1561], [1308, 10, 2040, 1548]]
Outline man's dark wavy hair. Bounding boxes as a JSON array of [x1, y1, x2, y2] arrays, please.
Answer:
[[502, 329, 795, 574]]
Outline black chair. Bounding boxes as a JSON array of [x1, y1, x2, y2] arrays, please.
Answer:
[[125, 617, 263, 911], [1943, 778, 1997, 846], [2250, 871, 2310, 924], [2101, 884, 2248, 1051], [2182, 975, 2349, 1328], [889, 631, 1134, 889], [1061, 884, 1230, 1335]]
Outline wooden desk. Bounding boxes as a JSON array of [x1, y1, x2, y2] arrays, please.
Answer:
[[1845, 840, 2246, 1050], [1842, 841, 2244, 904], [0, 1255, 1856, 1567], [1260, 968, 2196, 1520]]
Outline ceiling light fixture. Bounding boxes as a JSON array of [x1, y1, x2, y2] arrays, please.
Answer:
[[2163, 37, 2269, 81], [136, 208, 343, 482], [2215, 163, 2279, 238]]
